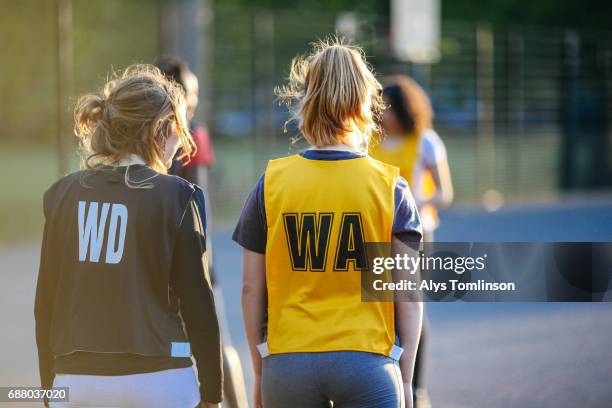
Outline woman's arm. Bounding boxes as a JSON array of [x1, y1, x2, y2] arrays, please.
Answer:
[[241, 249, 267, 408], [395, 299, 423, 408], [171, 198, 223, 404], [35, 193, 58, 402], [35, 225, 57, 391], [417, 130, 454, 209], [392, 236, 423, 408], [423, 156, 454, 208]]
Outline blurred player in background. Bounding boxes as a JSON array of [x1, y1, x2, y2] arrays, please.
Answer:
[[371, 75, 453, 241], [155, 56, 248, 408], [35, 65, 222, 408], [155, 55, 215, 187], [236, 40, 423, 408], [370, 75, 454, 408]]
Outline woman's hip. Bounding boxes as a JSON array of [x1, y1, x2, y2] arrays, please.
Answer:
[[50, 367, 200, 408], [262, 351, 404, 408]]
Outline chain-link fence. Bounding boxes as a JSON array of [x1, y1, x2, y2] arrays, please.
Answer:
[[208, 6, 612, 219], [1, 1, 611, 239]]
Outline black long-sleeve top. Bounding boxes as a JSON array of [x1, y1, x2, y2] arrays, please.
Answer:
[[34, 166, 223, 403]]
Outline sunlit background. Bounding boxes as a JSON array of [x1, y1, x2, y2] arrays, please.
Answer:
[[2, 0, 612, 240], [1, 1, 612, 407]]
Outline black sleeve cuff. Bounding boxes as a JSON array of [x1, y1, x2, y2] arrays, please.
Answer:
[[395, 231, 422, 245], [201, 385, 223, 404]]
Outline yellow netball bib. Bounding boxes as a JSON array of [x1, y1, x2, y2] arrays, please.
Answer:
[[370, 134, 419, 182], [370, 134, 438, 228], [264, 154, 397, 356]]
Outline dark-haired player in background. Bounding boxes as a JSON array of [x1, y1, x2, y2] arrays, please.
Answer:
[[156, 56, 248, 408], [371, 75, 454, 408], [155, 55, 215, 186]]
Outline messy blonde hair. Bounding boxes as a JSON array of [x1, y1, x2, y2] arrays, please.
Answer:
[[74, 64, 193, 174], [276, 39, 384, 150]]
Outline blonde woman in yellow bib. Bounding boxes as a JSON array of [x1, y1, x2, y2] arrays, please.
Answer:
[[235, 41, 423, 408], [370, 76, 454, 408]]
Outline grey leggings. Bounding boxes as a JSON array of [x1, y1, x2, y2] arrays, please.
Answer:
[[262, 351, 404, 408]]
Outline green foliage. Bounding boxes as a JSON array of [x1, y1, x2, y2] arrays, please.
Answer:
[[0, 0, 159, 144], [0, 144, 61, 243], [443, 0, 612, 29], [0, 0, 56, 144], [217, 0, 612, 29], [214, 0, 382, 15]]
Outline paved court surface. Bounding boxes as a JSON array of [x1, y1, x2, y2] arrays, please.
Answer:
[[1, 200, 612, 407]]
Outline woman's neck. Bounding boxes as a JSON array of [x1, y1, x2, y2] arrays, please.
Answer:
[[116, 154, 147, 167], [312, 132, 366, 153], [90, 153, 147, 167], [313, 144, 360, 153]]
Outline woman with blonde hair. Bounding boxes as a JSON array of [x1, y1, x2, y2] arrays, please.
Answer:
[[234, 40, 423, 408], [35, 65, 222, 408]]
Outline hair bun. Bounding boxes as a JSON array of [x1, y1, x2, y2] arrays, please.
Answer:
[[88, 96, 106, 122], [74, 94, 106, 136]]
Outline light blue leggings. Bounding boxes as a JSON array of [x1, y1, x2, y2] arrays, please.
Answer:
[[262, 351, 404, 408]]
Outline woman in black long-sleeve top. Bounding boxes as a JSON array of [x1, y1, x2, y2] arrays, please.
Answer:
[[35, 64, 223, 408]]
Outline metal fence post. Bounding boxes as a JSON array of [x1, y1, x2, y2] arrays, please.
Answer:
[[507, 30, 524, 198], [55, 0, 73, 176], [560, 31, 580, 190], [158, 0, 209, 122], [476, 24, 495, 199]]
